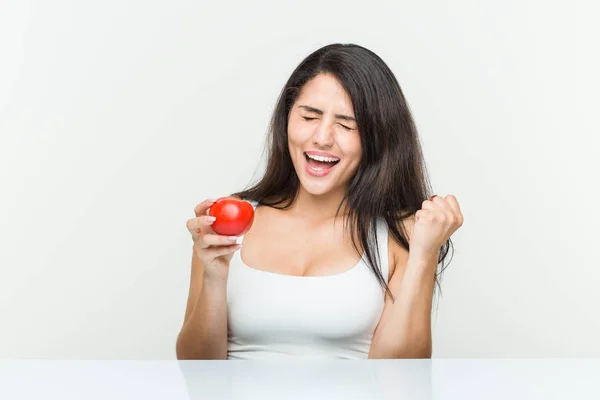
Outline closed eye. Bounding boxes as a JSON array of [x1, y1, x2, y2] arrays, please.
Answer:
[[302, 116, 354, 131]]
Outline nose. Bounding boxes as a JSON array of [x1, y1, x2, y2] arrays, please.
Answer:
[[312, 119, 334, 148]]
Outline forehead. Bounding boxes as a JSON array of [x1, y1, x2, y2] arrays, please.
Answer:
[[295, 74, 354, 114]]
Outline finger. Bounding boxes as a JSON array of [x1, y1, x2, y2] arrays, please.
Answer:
[[186, 216, 217, 235], [420, 209, 453, 225], [203, 233, 240, 247], [415, 209, 436, 221], [415, 209, 423, 221], [194, 198, 218, 218], [204, 244, 242, 258], [431, 195, 454, 214], [432, 194, 461, 222], [424, 195, 453, 216], [421, 199, 436, 211], [416, 209, 436, 222], [444, 194, 462, 214]]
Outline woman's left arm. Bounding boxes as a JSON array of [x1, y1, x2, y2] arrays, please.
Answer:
[[368, 249, 439, 358], [368, 194, 464, 359]]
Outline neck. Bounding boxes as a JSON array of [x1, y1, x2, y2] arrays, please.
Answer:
[[288, 186, 349, 221]]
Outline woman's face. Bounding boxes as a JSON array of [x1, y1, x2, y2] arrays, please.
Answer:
[[287, 73, 362, 198]]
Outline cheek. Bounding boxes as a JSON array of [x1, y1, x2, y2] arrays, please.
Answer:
[[287, 117, 312, 146], [287, 124, 308, 166], [339, 135, 362, 164]]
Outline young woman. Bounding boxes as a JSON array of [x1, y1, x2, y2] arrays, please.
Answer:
[[176, 43, 464, 360]]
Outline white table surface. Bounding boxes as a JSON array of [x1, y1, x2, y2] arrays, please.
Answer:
[[1, 359, 598, 399]]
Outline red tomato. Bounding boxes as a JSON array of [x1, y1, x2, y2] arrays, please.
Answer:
[[208, 198, 255, 236]]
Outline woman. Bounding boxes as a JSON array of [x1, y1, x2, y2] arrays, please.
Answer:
[[176, 43, 464, 360]]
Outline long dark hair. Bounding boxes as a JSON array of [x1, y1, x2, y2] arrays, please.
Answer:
[[232, 43, 453, 300]]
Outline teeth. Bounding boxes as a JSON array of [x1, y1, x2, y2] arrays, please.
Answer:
[[306, 154, 339, 163]]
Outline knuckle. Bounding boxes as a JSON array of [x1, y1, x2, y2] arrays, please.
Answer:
[[186, 218, 195, 231], [203, 234, 215, 244], [216, 247, 230, 256], [206, 234, 229, 246], [194, 240, 207, 252], [194, 199, 214, 216], [194, 233, 205, 244]]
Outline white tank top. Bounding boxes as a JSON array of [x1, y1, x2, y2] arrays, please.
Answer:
[[226, 201, 390, 359]]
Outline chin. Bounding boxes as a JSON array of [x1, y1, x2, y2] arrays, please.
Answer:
[[300, 181, 335, 196], [297, 171, 343, 197]]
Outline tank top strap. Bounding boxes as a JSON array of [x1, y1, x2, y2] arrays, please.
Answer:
[[246, 199, 259, 210], [375, 218, 390, 284]]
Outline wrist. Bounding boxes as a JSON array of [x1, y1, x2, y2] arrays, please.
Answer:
[[407, 249, 439, 275], [203, 270, 229, 286], [408, 247, 439, 264]]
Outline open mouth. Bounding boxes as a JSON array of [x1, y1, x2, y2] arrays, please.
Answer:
[[304, 152, 340, 171]]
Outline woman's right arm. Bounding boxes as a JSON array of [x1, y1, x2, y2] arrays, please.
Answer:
[[176, 199, 241, 360]]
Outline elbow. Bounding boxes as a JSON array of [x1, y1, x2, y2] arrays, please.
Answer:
[[175, 331, 227, 360], [369, 338, 432, 359], [175, 332, 194, 360], [175, 340, 207, 360], [175, 330, 202, 360], [403, 339, 432, 359], [370, 347, 431, 359], [409, 345, 432, 359]]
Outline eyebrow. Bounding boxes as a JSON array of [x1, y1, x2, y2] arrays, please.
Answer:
[[298, 105, 356, 122]]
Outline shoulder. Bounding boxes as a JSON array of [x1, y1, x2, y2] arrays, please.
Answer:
[[228, 195, 258, 208]]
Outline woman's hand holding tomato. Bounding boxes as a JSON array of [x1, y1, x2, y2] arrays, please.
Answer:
[[186, 197, 254, 279]]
